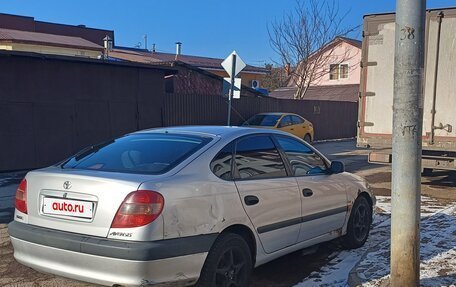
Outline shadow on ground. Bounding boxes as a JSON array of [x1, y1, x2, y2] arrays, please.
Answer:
[[422, 170, 456, 188], [250, 240, 344, 287]]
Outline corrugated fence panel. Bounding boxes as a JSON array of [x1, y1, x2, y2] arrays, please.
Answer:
[[0, 53, 357, 171], [163, 93, 358, 141], [0, 54, 166, 171]]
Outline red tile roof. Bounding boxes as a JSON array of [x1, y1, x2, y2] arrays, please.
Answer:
[[109, 48, 161, 64], [0, 28, 103, 51], [111, 47, 269, 75], [0, 13, 114, 46]]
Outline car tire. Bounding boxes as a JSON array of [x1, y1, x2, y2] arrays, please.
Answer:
[[304, 134, 312, 143], [342, 196, 372, 249], [197, 233, 253, 287], [421, 168, 433, 176]]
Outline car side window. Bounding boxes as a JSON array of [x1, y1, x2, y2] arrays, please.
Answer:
[[278, 116, 293, 127], [234, 135, 287, 180], [291, 115, 304, 125], [210, 143, 234, 180], [275, 136, 328, 176]]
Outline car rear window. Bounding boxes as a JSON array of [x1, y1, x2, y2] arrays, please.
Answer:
[[62, 133, 212, 174], [243, 114, 281, 127]]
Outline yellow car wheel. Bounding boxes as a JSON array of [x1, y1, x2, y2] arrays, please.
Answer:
[[304, 134, 312, 143]]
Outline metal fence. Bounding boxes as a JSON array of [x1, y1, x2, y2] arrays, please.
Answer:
[[0, 52, 168, 171], [0, 53, 358, 171], [163, 93, 358, 141]]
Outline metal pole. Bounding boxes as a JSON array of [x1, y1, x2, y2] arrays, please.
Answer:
[[391, 0, 425, 286], [430, 12, 443, 144], [227, 54, 236, 126]]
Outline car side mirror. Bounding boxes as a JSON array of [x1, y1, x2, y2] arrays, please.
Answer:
[[330, 161, 344, 174]]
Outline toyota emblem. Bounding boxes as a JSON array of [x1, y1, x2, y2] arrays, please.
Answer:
[[63, 181, 72, 190]]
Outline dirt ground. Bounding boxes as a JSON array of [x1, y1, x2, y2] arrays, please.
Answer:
[[0, 140, 454, 287]]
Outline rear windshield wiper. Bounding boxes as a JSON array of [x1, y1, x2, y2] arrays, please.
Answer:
[[74, 140, 114, 161]]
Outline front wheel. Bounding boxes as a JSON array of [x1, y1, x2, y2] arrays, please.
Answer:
[[342, 196, 372, 249], [197, 233, 253, 287]]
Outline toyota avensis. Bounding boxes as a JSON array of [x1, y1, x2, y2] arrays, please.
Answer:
[[9, 126, 375, 287]]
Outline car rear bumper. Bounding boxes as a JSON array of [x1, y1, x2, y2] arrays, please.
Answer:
[[8, 221, 217, 286]]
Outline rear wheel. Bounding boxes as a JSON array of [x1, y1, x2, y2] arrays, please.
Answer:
[[197, 233, 253, 287], [342, 196, 372, 249], [304, 134, 312, 143], [422, 168, 433, 176]]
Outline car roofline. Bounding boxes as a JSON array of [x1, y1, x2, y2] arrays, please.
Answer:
[[132, 129, 219, 138], [130, 125, 296, 138]]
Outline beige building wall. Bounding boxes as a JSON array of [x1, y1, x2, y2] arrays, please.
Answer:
[[311, 41, 361, 86], [0, 43, 102, 58]]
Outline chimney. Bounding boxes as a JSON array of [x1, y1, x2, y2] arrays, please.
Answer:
[[152, 43, 156, 53], [103, 35, 113, 51], [103, 35, 113, 59], [175, 42, 182, 56]]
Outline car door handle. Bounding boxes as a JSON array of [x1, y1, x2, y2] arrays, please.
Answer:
[[244, 195, 259, 206], [302, 188, 313, 197]]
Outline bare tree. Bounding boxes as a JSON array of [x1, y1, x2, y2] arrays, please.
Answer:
[[269, 0, 359, 99], [261, 63, 287, 92]]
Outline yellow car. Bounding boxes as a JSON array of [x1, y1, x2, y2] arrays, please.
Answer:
[[243, 112, 314, 142]]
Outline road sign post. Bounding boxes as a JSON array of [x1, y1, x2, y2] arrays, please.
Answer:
[[228, 54, 236, 126], [222, 51, 246, 126]]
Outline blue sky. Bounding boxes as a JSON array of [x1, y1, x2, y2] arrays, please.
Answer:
[[2, 0, 455, 66]]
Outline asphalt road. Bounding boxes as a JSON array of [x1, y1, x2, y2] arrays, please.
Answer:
[[0, 139, 454, 287]]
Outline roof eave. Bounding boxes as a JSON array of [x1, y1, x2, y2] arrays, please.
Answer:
[[3, 39, 104, 51], [200, 66, 269, 75]]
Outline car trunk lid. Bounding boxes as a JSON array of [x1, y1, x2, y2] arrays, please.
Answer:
[[25, 168, 160, 237]]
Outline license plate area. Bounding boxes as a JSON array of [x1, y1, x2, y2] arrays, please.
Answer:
[[42, 197, 94, 220]]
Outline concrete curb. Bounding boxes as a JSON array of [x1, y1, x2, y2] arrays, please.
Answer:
[[313, 137, 356, 144]]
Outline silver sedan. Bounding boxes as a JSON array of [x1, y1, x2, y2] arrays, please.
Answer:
[[9, 126, 375, 287]]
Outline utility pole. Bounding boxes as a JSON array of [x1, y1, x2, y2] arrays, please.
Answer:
[[391, 0, 426, 286]]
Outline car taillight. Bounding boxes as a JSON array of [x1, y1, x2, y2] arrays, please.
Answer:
[[111, 190, 164, 228], [15, 179, 27, 214]]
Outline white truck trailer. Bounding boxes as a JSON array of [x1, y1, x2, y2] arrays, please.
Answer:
[[358, 8, 456, 172]]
